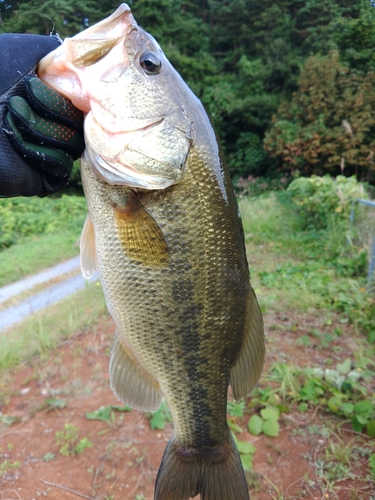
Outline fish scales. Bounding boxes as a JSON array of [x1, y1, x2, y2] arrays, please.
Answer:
[[38, 4, 265, 499], [81, 142, 248, 449]]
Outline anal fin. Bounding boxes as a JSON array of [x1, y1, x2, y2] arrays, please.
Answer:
[[230, 287, 265, 400], [109, 335, 163, 412]]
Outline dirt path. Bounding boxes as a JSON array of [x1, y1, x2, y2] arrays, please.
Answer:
[[0, 257, 98, 330]]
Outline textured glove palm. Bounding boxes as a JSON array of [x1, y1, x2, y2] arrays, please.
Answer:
[[0, 34, 84, 197]]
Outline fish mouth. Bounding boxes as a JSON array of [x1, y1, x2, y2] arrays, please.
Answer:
[[37, 4, 137, 112], [85, 112, 188, 190]]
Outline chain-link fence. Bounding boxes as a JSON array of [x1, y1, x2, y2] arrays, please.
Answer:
[[350, 198, 375, 286]]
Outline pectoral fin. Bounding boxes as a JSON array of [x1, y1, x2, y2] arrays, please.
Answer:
[[110, 335, 162, 411], [80, 213, 97, 279], [230, 287, 265, 400], [114, 191, 169, 267]]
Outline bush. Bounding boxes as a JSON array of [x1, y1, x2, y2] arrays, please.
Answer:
[[286, 175, 368, 230], [0, 195, 87, 249]]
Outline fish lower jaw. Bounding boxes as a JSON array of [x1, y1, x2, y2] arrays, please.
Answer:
[[87, 149, 180, 190]]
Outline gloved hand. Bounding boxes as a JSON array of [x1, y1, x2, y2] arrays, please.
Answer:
[[0, 34, 84, 197]]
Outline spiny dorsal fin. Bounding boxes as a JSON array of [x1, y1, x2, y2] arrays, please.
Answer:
[[80, 213, 97, 279], [114, 191, 169, 267], [230, 286, 265, 400]]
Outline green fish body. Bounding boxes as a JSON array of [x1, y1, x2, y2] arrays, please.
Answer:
[[39, 5, 265, 499]]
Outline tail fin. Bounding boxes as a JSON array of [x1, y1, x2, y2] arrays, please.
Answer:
[[154, 435, 249, 500]]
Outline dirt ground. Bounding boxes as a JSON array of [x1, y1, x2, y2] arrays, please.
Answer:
[[0, 308, 373, 500]]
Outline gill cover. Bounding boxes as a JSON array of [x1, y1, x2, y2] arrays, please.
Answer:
[[38, 3, 192, 190]]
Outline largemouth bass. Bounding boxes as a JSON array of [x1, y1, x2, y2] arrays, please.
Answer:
[[39, 5, 265, 499]]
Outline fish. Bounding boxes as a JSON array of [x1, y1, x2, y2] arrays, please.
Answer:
[[38, 5, 265, 499]]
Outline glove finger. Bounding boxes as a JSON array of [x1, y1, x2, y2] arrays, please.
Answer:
[[8, 96, 84, 160], [5, 113, 72, 193], [25, 76, 84, 132], [0, 34, 60, 94]]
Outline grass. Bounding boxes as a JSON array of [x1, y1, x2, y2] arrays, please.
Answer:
[[0, 230, 81, 286], [239, 193, 328, 312], [0, 194, 87, 286], [239, 192, 375, 333], [0, 281, 106, 373], [239, 192, 304, 250]]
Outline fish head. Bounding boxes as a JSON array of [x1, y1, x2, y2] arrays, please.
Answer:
[[38, 3, 193, 190]]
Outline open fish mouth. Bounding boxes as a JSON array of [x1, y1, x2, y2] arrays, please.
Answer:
[[85, 112, 189, 189], [38, 2, 191, 190]]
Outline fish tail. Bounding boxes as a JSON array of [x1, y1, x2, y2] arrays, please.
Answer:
[[154, 435, 249, 500]]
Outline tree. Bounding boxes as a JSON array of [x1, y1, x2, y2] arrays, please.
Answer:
[[333, 2, 375, 73], [0, 0, 104, 37], [264, 51, 375, 179], [2, 0, 375, 180]]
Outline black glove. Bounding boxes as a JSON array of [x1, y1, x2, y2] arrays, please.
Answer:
[[0, 34, 84, 197]]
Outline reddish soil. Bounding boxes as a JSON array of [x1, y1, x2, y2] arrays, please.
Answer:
[[0, 310, 373, 500]]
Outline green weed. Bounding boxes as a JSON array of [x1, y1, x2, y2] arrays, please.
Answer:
[[235, 174, 291, 198], [86, 404, 131, 430], [265, 357, 375, 436], [240, 189, 375, 340], [0, 458, 20, 477], [45, 398, 67, 409], [0, 195, 87, 286], [287, 175, 368, 230], [248, 406, 280, 437], [43, 452, 56, 462], [0, 195, 86, 249], [0, 444, 20, 478], [232, 433, 256, 472], [0, 413, 21, 426], [147, 400, 172, 430], [55, 423, 93, 456], [369, 454, 375, 478], [227, 400, 246, 417]]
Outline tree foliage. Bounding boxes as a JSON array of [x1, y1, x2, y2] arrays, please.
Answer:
[[1, 0, 375, 180], [0, 0, 104, 36], [264, 51, 375, 179]]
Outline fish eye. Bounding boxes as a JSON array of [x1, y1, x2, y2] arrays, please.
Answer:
[[139, 52, 161, 75]]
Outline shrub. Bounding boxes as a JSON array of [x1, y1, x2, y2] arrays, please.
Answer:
[[0, 195, 87, 249], [286, 175, 368, 230]]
